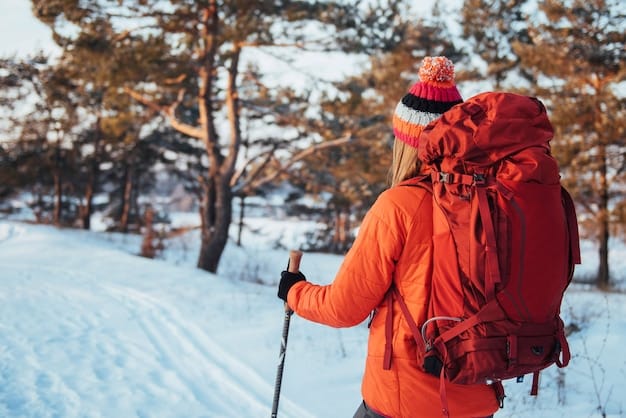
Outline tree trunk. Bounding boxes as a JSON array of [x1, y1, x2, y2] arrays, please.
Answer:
[[597, 144, 610, 288], [197, 176, 232, 273], [82, 182, 93, 230], [53, 170, 62, 226], [140, 206, 156, 258], [119, 163, 133, 233], [34, 188, 44, 223], [598, 224, 609, 288], [195, 1, 224, 274], [236, 195, 245, 247], [331, 209, 351, 253], [196, 26, 241, 273], [52, 141, 63, 226], [80, 118, 102, 230], [332, 210, 343, 252]]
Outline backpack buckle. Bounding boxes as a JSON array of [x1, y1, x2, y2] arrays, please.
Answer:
[[439, 172, 451, 183], [473, 173, 486, 185]]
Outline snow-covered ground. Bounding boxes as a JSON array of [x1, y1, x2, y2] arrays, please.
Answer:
[[0, 217, 625, 418]]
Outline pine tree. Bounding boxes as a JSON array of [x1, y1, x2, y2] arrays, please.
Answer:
[[293, 15, 466, 252], [31, 0, 190, 230], [513, 0, 626, 287], [111, 0, 405, 272], [0, 55, 82, 225], [460, 0, 532, 87], [0, 57, 46, 209], [30, 0, 408, 272]]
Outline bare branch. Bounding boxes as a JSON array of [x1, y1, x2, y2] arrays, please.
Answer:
[[237, 41, 306, 49], [222, 45, 242, 177], [124, 87, 163, 113], [238, 135, 354, 193], [125, 87, 204, 139], [230, 144, 278, 189], [113, 30, 131, 43], [164, 74, 187, 85]]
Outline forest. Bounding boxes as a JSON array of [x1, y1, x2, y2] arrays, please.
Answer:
[[0, 0, 624, 287]]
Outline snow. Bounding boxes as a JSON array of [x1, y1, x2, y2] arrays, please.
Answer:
[[0, 218, 625, 418]]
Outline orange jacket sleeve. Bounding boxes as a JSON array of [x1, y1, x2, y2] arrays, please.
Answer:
[[287, 190, 409, 327]]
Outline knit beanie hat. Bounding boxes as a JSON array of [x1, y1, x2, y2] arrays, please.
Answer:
[[392, 56, 462, 148]]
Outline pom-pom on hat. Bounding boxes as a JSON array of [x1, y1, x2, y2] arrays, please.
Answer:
[[392, 56, 463, 148]]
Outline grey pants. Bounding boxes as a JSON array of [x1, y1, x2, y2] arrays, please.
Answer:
[[353, 401, 387, 418], [352, 400, 495, 418]]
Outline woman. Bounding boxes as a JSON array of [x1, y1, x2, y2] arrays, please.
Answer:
[[277, 57, 500, 418]]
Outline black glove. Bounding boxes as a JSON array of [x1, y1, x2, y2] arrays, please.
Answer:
[[277, 270, 306, 303]]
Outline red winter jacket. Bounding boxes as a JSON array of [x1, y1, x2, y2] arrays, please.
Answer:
[[288, 184, 499, 418]]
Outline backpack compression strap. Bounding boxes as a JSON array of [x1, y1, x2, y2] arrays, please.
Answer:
[[431, 170, 505, 300], [474, 176, 503, 300], [387, 286, 507, 415]]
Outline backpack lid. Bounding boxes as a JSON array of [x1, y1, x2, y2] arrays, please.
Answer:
[[418, 92, 554, 169]]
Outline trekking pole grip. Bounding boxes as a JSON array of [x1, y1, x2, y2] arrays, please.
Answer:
[[271, 250, 302, 418], [285, 250, 302, 313], [288, 249, 303, 273]]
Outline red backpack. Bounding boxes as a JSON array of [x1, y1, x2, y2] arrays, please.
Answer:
[[390, 92, 581, 416]]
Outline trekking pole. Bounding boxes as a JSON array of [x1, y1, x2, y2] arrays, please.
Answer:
[[271, 249, 302, 418]]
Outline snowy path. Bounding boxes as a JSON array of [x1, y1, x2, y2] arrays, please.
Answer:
[[0, 223, 313, 418], [2, 220, 625, 417], [101, 284, 302, 417]]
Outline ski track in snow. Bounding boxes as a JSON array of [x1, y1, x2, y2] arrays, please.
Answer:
[[0, 238, 313, 418], [0, 223, 23, 244], [102, 284, 312, 418], [1, 264, 107, 417]]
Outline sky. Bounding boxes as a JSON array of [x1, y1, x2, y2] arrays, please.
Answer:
[[0, 1, 442, 59], [0, 209, 625, 417], [0, 1, 371, 92], [0, 0, 59, 58]]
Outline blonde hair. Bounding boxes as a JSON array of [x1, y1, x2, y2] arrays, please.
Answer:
[[389, 138, 422, 186]]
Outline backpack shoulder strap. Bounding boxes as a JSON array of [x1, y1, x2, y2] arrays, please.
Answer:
[[561, 186, 582, 267], [392, 287, 427, 352], [382, 175, 432, 370], [383, 286, 426, 370]]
